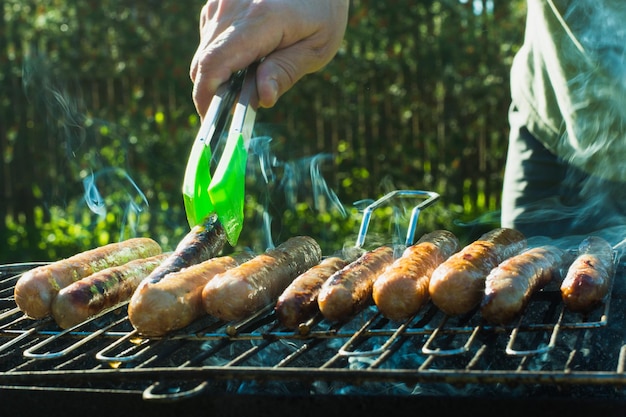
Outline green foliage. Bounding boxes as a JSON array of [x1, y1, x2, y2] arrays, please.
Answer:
[[1, 0, 526, 262]]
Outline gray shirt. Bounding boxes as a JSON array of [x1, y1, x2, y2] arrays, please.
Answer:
[[511, 0, 626, 181]]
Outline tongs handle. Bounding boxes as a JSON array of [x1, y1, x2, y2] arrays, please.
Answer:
[[208, 65, 258, 244]]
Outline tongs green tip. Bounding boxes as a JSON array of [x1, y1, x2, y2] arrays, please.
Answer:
[[183, 65, 257, 246], [181, 136, 213, 228], [207, 131, 248, 245]]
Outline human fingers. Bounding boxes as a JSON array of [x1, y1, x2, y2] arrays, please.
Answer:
[[255, 41, 340, 108], [191, 0, 348, 115]]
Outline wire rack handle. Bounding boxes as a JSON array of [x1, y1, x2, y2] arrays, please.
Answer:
[[355, 190, 440, 249]]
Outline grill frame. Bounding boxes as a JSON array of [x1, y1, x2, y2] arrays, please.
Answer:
[[2, 259, 626, 404]]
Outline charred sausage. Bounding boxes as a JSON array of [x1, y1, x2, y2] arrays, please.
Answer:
[[481, 245, 566, 325], [372, 230, 460, 321], [275, 256, 350, 329], [144, 213, 226, 285], [51, 253, 169, 329], [560, 236, 614, 312], [202, 236, 322, 322], [129, 251, 254, 336], [14, 237, 162, 319], [429, 228, 527, 316], [318, 245, 394, 322]]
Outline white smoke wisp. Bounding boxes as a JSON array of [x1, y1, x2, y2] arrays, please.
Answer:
[[81, 168, 150, 240], [22, 51, 151, 241], [556, 0, 626, 182], [245, 136, 349, 251]]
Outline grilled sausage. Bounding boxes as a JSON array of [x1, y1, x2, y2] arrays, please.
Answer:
[[144, 213, 226, 285], [14, 237, 162, 319], [129, 252, 254, 336], [560, 236, 614, 312], [318, 245, 394, 322], [429, 228, 527, 316], [203, 236, 322, 322], [372, 230, 460, 321], [51, 253, 169, 329], [481, 245, 566, 325], [275, 256, 350, 329]]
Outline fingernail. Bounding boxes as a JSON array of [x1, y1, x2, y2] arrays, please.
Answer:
[[265, 78, 279, 107]]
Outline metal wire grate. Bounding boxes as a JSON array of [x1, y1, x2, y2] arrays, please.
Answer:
[[1, 259, 625, 402]]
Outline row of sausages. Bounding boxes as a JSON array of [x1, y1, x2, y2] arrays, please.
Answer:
[[14, 214, 227, 329], [14, 214, 324, 335], [13, 215, 615, 337], [281, 228, 614, 328]]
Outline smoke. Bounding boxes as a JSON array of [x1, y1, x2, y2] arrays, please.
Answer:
[[246, 136, 348, 251], [22, 51, 149, 240], [501, 1, 626, 245], [555, 0, 626, 181], [247, 138, 346, 215], [22, 53, 88, 161], [82, 168, 149, 240]]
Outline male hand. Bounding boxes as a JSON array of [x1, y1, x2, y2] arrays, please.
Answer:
[[190, 0, 349, 117]]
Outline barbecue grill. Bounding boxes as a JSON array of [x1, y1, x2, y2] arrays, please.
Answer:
[[2, 192, 626, 417]]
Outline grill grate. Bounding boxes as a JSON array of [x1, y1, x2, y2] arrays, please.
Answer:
[[2, 260, 626, 402]]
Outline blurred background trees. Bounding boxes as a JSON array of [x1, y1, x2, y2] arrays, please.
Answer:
[[0, 0, 526, 261]]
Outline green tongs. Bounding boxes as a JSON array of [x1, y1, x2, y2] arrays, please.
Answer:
[[183, 64, 258, 246]]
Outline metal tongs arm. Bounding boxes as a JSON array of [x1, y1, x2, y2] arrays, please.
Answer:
[[183, 65, 258, 246]]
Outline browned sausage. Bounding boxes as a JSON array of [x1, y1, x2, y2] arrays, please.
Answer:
[[203, 236, 322, 322], [14, 237, 162, 319], [318, 245, 394, 322], [51, 253, 169, 329], [429, 228, 527, 316], [560, 236, 614, 312], [144, 213, 226, 285], [128, 251, 254, 336], [372, 230, 460, 321], [481, 245, 566, 325], [275, 256, 350, 329]]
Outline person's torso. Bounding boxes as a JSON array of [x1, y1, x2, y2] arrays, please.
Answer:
[[511, 0, 626, 181]]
